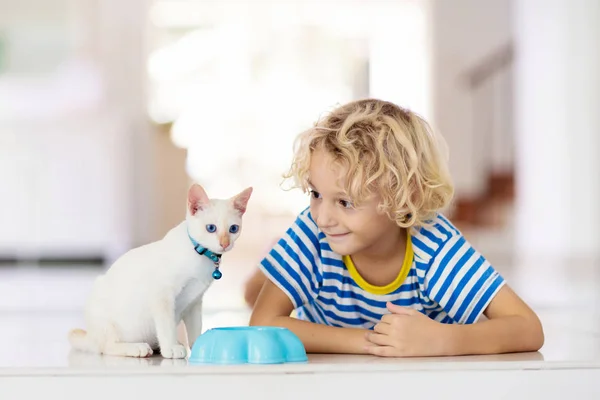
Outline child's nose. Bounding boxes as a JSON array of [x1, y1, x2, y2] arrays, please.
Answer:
[[315, 203, 336, 228]]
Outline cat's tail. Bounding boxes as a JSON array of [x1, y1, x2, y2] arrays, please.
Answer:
[[68, 329, 100, 353]]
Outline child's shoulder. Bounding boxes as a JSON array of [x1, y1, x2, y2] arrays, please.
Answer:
[[294, 206, 319, 230], [284, 207, 321, 245], [410, 213, 465, 265]]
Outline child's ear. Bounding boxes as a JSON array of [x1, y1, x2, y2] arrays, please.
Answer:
[[188, 184, 210, 216], [232, 187, 253, 215]]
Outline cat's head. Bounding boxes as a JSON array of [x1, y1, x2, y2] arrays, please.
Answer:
[[186, 183, 253, 254]]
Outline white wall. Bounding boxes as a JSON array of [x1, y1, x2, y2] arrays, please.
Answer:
[[0, 116, 131, 260], [513, 0, 600, 259], [0, 0, 153, 261]]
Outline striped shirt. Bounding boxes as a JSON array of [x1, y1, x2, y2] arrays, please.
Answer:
[[259, 207, 505, 328]]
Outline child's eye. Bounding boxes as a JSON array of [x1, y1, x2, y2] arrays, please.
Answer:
[[339, 199, 353, 209], [309, 190, 321, 199], [206, 224, 217, 233], [229, 224, 239, 234]]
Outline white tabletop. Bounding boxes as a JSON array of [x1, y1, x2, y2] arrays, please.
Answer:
[[1, 305, 599, 376], [1, 265, 600, 399]]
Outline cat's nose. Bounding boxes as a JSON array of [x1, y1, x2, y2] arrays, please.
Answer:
[[219, 236, 230, 250]]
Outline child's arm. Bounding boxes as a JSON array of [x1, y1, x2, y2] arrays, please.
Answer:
[[446, 284, 544, 355], [249, 279, 370, 354], [365, 227, 544, 357], [365, 285, 543, 357], [243, 269, 267, 308]]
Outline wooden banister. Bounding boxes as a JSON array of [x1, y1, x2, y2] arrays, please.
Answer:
[[463, 42, 514, 89]]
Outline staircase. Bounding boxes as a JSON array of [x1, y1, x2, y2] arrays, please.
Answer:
[[450, 42, 515, 229]]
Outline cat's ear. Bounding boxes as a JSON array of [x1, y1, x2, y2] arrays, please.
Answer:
[[188, 184, 210, 216], [232, 187, 253, 215]]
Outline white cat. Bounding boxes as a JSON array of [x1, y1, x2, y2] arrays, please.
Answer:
[[68, 183, 252, 358]]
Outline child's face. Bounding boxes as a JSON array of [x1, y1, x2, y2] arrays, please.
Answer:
[[308, 148, 399, 256]]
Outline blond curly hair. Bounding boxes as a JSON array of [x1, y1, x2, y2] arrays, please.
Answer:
[[283, 99, 454, 228]]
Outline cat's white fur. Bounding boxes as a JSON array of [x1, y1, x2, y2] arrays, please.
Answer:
[[68, 184, 252, 358]]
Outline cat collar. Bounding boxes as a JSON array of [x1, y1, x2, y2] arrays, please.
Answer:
[[187, 229, 223, 280]]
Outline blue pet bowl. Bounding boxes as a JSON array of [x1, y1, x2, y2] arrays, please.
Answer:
[[188, 326, 308, 365]]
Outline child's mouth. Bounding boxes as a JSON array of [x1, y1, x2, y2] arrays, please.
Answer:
[[326, 232, 349, 240]]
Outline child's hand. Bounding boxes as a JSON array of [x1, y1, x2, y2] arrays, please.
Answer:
[[365, 302, 451, 357]]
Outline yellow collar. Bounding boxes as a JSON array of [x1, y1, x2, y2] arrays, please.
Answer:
[[343, 231, 413, 295]]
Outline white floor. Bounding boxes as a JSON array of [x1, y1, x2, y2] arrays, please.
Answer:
[[1, 246, 599, 398]]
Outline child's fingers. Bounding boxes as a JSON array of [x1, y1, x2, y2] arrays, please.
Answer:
[[365, 332, 392, 346], [381, 314, 400, 324], [373, 322, 391, 335], [365, 345, 398, 357], [386, 302, 416, 315]]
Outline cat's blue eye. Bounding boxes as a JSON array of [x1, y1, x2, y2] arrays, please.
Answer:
[[229, 224, 239, 234], [206, 224, 217, 233]]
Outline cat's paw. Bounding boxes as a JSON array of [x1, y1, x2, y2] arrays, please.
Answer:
[[126, 343, 154, 358], [161, 344, 187, 359]]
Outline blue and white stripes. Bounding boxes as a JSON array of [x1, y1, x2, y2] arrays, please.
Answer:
[[259, 208, 505, 328]]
